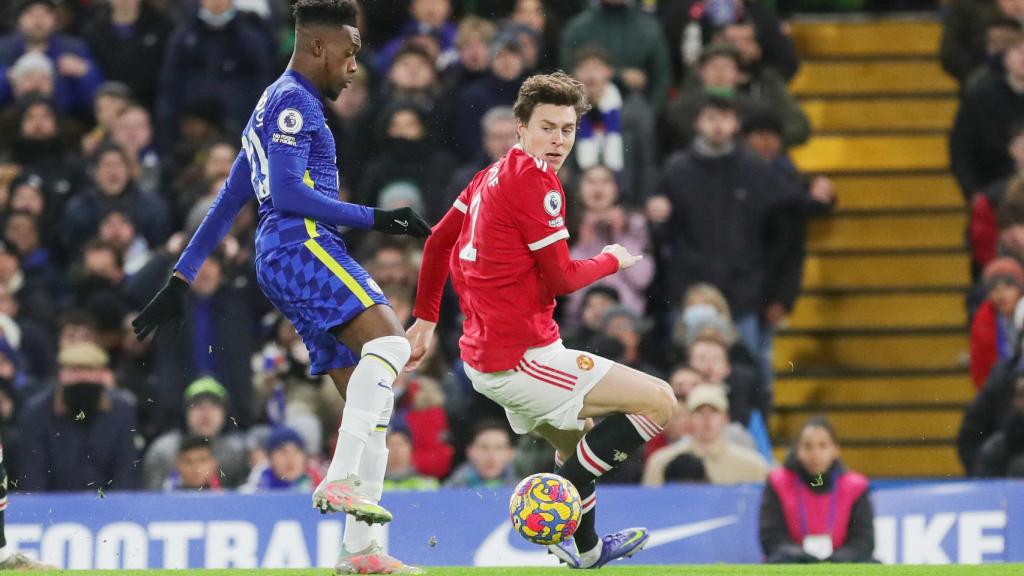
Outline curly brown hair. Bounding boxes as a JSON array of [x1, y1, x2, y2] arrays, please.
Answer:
[[512, 71, 592, 125]]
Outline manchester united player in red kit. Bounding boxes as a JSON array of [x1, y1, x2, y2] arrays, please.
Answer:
[[406, 72, 675, 569]]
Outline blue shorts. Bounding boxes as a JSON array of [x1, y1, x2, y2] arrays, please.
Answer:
[[256, 234, 388, 375]]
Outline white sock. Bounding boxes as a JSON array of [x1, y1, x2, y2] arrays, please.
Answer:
[[0, 544, 12, 563], [343, 411, 390, 553], [321, 336, 409, 486], [580, 543, 602, 568]]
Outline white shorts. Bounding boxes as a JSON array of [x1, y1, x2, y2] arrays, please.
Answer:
[[464, 340, 614, 434]]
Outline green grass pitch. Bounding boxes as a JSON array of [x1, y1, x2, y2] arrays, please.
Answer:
[[24, 565, 1024, 575]]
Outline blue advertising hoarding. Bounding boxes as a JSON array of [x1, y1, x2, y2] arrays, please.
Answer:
[[5, 481, 1022, 569]]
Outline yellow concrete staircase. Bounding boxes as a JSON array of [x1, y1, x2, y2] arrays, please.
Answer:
[[771, 18, 971, 477]]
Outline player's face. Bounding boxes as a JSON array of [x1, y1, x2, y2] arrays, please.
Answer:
[[797, 426, 839, 476], [518, 104, 577, 172], [321, 25, 361, 101]]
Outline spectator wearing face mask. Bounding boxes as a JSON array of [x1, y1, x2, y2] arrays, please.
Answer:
[[17, 341, 139, 491]]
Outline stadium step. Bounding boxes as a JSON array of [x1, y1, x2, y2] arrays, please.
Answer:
[[774, 372, 974, 408], [776, 15, 968, 478], [787, 290, 966, 330], [801, 251, 969, 290], [806, 210, 966, 251], [772, 445, 962, 477], [771, 407, 963, 442], [773, 329, 968, 373], [801, 97, 957, 133], [829, 173, 962, 211], [790, 134, 948, 172], [790, 58, 956, 96], [790, 20, 941, 58]]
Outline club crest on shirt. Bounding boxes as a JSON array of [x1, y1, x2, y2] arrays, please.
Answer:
[[544, 190, 561, 217], [366, 278, 384, 295], [278, 108, 303, 134], [577, 354, 594, 371]]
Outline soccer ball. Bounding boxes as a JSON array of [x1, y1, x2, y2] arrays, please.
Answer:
[[508, 473, 582, 545]]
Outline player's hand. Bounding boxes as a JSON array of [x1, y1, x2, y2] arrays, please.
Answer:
[[602, 244, 643, 270], [404, 319, 436, 372], [373, 207, 432, 238], [132, 275, 189, 340]]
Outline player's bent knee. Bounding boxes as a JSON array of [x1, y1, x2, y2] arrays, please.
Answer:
[[647, 379, 676, 427], [361, 335, 412, 376]]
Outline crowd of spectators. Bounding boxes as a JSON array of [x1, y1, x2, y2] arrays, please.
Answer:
[[0, 0, 843, 498], [946, 0, 1024, 478]]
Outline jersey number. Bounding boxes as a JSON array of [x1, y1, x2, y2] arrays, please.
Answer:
[[459, 193, 483, 262], [241, 128, 271, 203]]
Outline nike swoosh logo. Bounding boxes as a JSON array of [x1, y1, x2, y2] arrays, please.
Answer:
[[472, 515, 738, 566], [394, 219, 409, 227]]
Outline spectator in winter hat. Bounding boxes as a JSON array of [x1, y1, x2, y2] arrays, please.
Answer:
[[971, 257, 1024, 389]]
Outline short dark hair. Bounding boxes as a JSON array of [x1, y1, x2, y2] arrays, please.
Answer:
[[178, 435, 213, 456], [293, 0, 359, 27], [513, 71, 592, 124], [988, 15, 1022, 32], [696, 93, 738, 116], [393, 41, 435, 67], [573, 44, 611, 68], [471, 419, 512, 445]]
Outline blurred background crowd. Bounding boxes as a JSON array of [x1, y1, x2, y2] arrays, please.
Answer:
[[0, 0, 1012, 508]]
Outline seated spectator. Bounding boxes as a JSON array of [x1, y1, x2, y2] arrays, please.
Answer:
[[453, 34, 526, 160], [951, 37, 1024, 202], [960, 365, 1024, 475], [392, 369, 454, 480], [97, 209, 151, 278], [445, 106, 517, 207], [688, 334, 760, 426], [17, 341, 139, 491], [110, 103, 161, 196], [3, 95, 85, 201], [642, 385, 767, 486], [383, 427, 441, 491], [0, 0, 103, 117], [593, 306, 663, 379], [4, 52, 55, 104], [0, 282, 53, 384], [441, 16, 496, 94], [570, 45, 656, 206], [563, 285, 620, 352], [150, 253, 255, 432], [3, 212, 62, 302], [663, 453, 709, 483], [971, 258, 1024, 389], [972, 125, 1024, 269], [564, 165, 655, 329], [941, 0, 1024, 87], [717, 19, 809, 147], [242, 426, 322, 492], [444, 420, 517, 488], [760, 418, 876, 564], [143, 377, 248, 490], [964, 16, 1024, 90], [658, 0, 799, 84], [560, 0, 671, 111], [162, 435, 222, 492], [80, 81, 132, 157], [977, 375, 1024, 477], [375, 0, 458, 75], [7, 171, 57, 249], [372, 42, 449, 146], [0, 242, 53, 331], [82, 0, 173, 109], [357, 101, 459, 224], [60, 144, 171, 252]]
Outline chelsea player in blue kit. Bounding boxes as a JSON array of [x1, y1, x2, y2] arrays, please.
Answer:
[[133, 1, 427, 573]]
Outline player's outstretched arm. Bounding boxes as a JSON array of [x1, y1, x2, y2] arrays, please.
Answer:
[[133, 152, 253, 340], [532, 239, 632, 296], [407, 204, 465, 370]]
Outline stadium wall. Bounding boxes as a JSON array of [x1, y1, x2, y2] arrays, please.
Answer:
[[6, 481, 1023, 569]]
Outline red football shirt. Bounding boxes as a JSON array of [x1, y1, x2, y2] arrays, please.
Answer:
[[449, 146, 575, 371], [413, 145, 618, 373]]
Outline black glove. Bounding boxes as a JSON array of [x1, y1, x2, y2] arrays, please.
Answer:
[[132, 275, 189, 340], [372, 207, 432, 238]]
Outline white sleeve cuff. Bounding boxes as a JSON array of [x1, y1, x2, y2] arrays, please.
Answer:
[[453, 199, 468, 213], [527, 229, 570, 251]]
